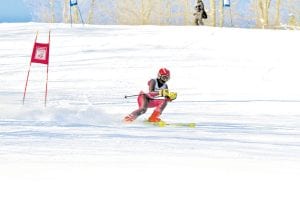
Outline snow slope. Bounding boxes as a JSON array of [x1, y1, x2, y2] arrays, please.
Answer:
[[0, 23, 300, 200]]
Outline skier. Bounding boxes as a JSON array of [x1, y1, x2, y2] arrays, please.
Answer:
[[194, 0, 207, 25], [123, 68, 177, 123]]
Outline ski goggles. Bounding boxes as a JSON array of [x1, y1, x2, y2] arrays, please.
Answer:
[[160, 75, 170, 82]]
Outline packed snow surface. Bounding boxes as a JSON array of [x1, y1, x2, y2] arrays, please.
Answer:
[[0, 23, 300, 200]]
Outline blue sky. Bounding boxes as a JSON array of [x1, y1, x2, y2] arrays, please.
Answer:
[[0, 0, 31, 22]]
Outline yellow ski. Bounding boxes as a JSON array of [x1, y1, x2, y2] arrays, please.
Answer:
[[144, 120, 196, 128]]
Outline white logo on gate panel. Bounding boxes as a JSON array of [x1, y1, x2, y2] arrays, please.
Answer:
[[35, 47, 47, 60]]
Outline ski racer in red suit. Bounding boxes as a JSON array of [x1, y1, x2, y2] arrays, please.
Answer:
[[123, 68, 177, 123]]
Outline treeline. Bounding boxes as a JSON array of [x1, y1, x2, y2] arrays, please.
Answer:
[[25, 0, 299, 29]]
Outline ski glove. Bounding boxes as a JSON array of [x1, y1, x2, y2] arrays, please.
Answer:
[[159, 89, 169, 97], [168, 92, 177, 101]]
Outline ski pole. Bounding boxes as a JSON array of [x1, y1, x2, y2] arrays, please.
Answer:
[[124, 94, 139, 99]]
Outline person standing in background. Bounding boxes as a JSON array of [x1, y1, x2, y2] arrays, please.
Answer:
[[194, 0, 207, 25]]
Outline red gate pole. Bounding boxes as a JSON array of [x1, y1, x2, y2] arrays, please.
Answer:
[[44, 63, 49, 107], [44, 31, 51, 107], [22, 64, 32, 105], [23, 31, 39, 105]]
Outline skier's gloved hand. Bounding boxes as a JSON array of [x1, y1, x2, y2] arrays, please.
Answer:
[[168, 92, 177, 101], [159, 89, 169, 97]]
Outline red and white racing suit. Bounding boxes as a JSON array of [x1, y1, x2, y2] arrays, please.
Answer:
[[130, 78, 169, 120]]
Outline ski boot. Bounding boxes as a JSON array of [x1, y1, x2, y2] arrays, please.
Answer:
[[148, 111, 161, 122]]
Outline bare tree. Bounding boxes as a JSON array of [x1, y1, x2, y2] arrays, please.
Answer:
[[182, 0, 193, 25], [29, 1, 54, 23], [72, 6, 80, 23], [23, 0, 299, 28], [116, 0, 141, 24], [274, 0, 281, 26], [165, 0, 194, 25], [209, 0, 216, 26], [62, 0, 69, 23], [162, 0, 172, 25], [49, 0, 56, 23], [116, 0, 162, 25], [88, 0, 96, 24], [288, 14, 297, 28], [287, 0, 299, 28], [141, 0, 154, 24], [257, 0, 271, 28], [219, 0, 224, 26]]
